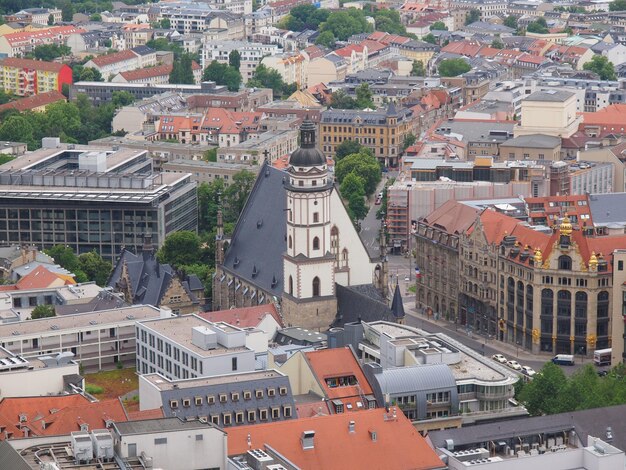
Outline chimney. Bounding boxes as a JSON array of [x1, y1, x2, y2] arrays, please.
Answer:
[[348, 421, 355, 433], [301, 430, 315, 450]]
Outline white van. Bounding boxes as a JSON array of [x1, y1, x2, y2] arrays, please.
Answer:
[[551, 354, 575, 366]]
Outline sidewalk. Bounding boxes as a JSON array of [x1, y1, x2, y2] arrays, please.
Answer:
[[404, 303, 593, 364]]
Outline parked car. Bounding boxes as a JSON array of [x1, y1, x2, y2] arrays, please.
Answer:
[[492, 354, 507, 363], [375, 197, 382, 205], [507, 360, 522, 371], [521, 366, 536, 377]]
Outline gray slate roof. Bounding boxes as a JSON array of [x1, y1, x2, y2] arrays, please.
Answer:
[[0, 441, 31, 470], [334, 284, 391, 327], [114, 417, 220, 435], [223, 162, 287, 296], [589, 193, 626, 225], [108, 249, 196, 306]]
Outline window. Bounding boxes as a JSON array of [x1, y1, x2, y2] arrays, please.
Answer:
[[222, 413, 232, 426], [235, 411, 244, 424], [288, 275, 293, 296], [288, 235, 292, 249], [219, 394, 227, 403], [154, 438, 167, 445], [195, 434, 203, 441], [207, 395, 215, 404], [260, 409, 268, 421], [620, 260, 624, 271], [283, 405, 292, 417], [232, 357, 238, 371], [244, 391, 252, 400], [195, 396, 202, 405], [312, 277, 320, 297], [313, 237, 320, 250], [313, 212, 319, 223], [256, 389, 264, 398], [211, 415, 219, 425], [231, 392, 239, 402], [247, 410, 256, 422], [182, 399, 191, 407], [267, 388, 276, 397], [558, 255, 572, 270], [169, 400, 178, 409], [279, 387, 287, 396], [271, 407, 280, 419]]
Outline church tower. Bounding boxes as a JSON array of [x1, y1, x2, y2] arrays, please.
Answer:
[[282, 119, 337, 329]]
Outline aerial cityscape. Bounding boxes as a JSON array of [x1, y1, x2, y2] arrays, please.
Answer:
[[2, 0, 626, 468]]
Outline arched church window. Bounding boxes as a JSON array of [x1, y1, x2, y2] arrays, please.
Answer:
[[341, 248, 348, 268], [312, 277, 320, 297], [288, 235, 292, 249], [289, 276, 293, 296], [313, 237, 320, 250]]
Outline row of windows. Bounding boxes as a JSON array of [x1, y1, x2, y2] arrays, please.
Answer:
[[191, 405, 293, 427], [169, 387, 288, 408]]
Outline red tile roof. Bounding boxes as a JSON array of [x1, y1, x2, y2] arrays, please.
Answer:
[[582, 104, 626, 128], [127, 408, 165, 420], [296, 400, 330, 418], [0, 395, 127, 439], [441, 40, 482, 57], [15, 265, 75, 290], [1, 57, 66, 73], [304, 348, 374, 410], [198, 304, 284, 328], [0, 90, 65, 113], [3, 26, 86, 46], [226, 408, 444, 470], [91, 49, 138, 67], [423, 200, 480, 235]]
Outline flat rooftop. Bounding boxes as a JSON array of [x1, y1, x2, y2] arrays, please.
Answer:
[[140, 315, 251, 356], [142, 370, 284, 391], [0, 305, 161, 339], [116, 417, 225, 436]]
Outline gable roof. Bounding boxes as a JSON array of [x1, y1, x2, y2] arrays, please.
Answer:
[[198, 303, 284, 328], [335, 284, 391, 327], [222, 163, 287, 296], [0, 90, 65, 113], [422, 200, 480, 235], [226, 408, 445, 470], [0, 57, 66, 73], [15, 265, 76, 290], [90, 49, 137, 67], [107, 248, 196, 306]]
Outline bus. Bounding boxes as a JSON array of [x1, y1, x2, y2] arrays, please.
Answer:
[[594, 348, 612, 367]]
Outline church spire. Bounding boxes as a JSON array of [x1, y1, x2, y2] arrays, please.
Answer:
[[391, 283, 405, 324]]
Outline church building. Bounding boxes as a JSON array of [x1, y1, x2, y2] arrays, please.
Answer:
[[212, 120, 390, 329]]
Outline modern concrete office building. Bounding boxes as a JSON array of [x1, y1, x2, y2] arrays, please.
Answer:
[[0, 140, 197, 261]]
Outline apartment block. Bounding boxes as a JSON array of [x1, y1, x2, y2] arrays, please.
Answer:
[[0, 58, 72, 97], [0, 26, 86, 57]]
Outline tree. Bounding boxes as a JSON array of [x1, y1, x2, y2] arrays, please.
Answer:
[[583, 55, 617, 80], [31, 44, 71, 61], [370, 8, 409, 36], [526, 17, 549, 34], [504, 15, 518, 28], [229, 50, 241, 70], [411, 60, 425, 76], [430, 21, 448, 31], [90, 13, 102, 21], [160, 18, 171, 29], [248, 64, 294, 99], [438, 58, 471, 77], [518, 362, 568, 416], [0, 115, 35, 149], [355, 83, 374, 109], [111, 91, 135, 108], [223, 170, 256, 222], [315, 31, 336, 48], [157, 231, 202, 267], [44, 245, 88, 282], [610, 0, 626, 11], [402, 133, 416, 152], [335, 140, 364, 161], [335, 151, 381, 196], [32, 304, 55, 319], [280, 4, 330, 31], [422, 33, 437, 44], [330, 90, 358, 109], [48, 13, 54, 25], [491, 37, 504, 49], [72, 64, 103, 82], [203, 148, 218, 162], [202, 60, 242, 92], [146, 38, 184, 58], [197, 178, 225, 233], [319, 9, 373, 41], [61, 1, 74, 21], [78, 250, 112, 286], [465, 9, 480, 25], [169, 53, 195, 84], [340, 173, 368, 220]]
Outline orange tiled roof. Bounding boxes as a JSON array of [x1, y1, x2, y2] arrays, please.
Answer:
[[198, 304, 284, 328], [423, 200, 480, 235], [0, 395, 127, 440], [582, 104, 626, 127], [3, 26, 86, 46], [127, 408, 165, 420], [226, 408, 444, 470], [0, 90, 65, 113], [15, 265, 76, 290], [441, 40, 482, 57], [296, 400, 330, 418], [304, 348, 373, 404]]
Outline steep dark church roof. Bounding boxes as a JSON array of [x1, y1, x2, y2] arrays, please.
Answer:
[[222, 163, 287, 297], [289, 119, 325, 167], [390, 284, 405, 319], [334, 284, 392, 327], [107, 248, 198, 306]]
